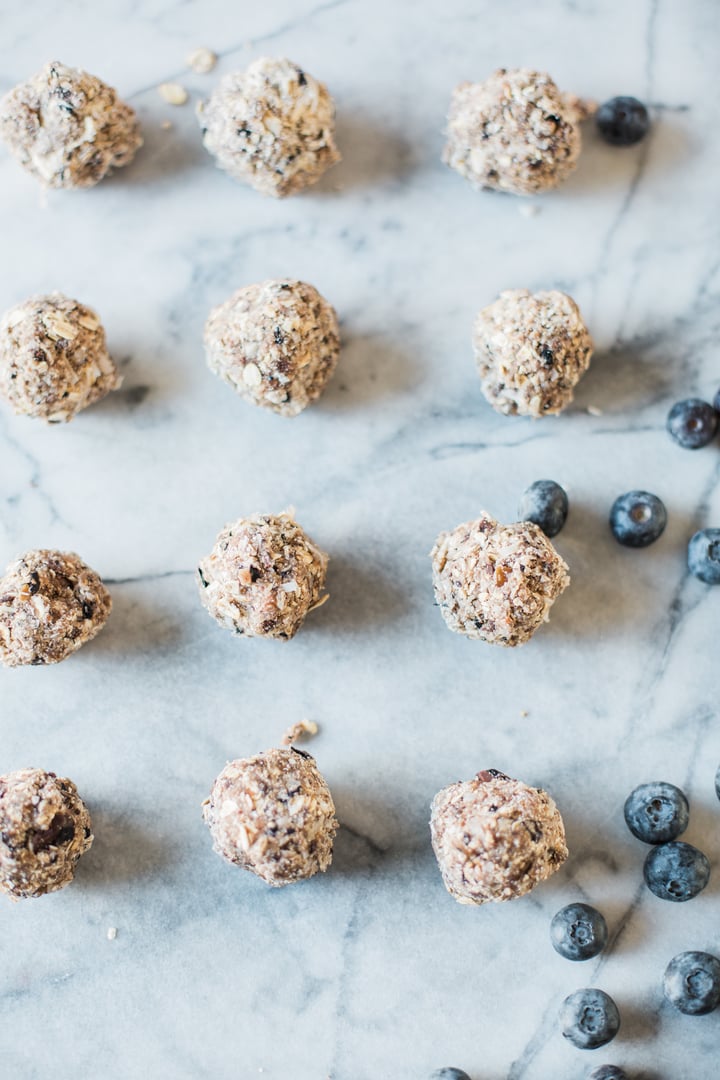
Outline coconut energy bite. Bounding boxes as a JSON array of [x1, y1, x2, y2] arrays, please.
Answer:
[[431, 512, 569, 646], [473, 289, 593, 417], [203, 747, 338, 886], [0, 61, 141, 189], [430, 769, 568, 904], [205, 280, 340, 416], [198, 57, 341, 196], [0, 768, 93, 898]]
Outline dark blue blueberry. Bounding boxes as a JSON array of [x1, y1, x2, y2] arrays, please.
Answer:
[[431, 1071, 471, 1080], [667, 398, 718, 449], [663, 951, 720, 1015], [609, 491, 667, 548], [596, 96, 650, 146], [550, 903, 608, 961], [623, 781, 689, 844], [713, 387, 720, 414], [587, 1068, 628, 1080], [518, 480, 569, 538], [560, 988, 620, 1049], [715, 764, 720, 802], [688, 528, 720, 585], [643, 841, 710, 902]]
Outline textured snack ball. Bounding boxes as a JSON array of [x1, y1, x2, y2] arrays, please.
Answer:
[[443, 68, 584, 195], [205, 280, 340, 416], [0, 293, 121, 422], [0, 768, 93, 898], [430, 769, 568, 904], [0, 60, 141, 189], [0, 550, 112, 667], [473, 289, 593, 417], [197, 512, 328, 640], [203, 747, 338, 886], [431, 512, 569, 646], [198, 57, 340, 196]]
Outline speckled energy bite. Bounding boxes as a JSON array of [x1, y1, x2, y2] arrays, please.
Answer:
[[0, 61, 141, 189], [204, 280, 340, 416], [197, 57, 340, 196], [0, 293, 121, 422], [430, 769, 568, 904], [431, 512, 569, 646], [197, 512, 328, 640], [473, 289, 593, 417], [203, 747, 338, 886], [0, 768, 93, 899], [0, 550, 112, 667]]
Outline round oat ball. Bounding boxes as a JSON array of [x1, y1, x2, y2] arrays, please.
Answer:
[[0, 550, 112, 667], [443, 68, 583, 196], [0, 293, 121, 422], [0, 768, 93, 899], [197, 57, 341, 197], [203, 747, 338, 886], [205, 280, 340, 416], [430, 769, 568, 904], [431, 512, 569, 646], [197, 512, 328, 640], [473, 289, 593, 417], [0, 60, 142, 189]]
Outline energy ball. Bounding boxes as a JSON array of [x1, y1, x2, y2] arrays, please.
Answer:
[[205, 279, 340, 416], [203, 747, 338, 886], [0, 549, 112, 667], [443, 68, 584, 196], [0, 60, 142, 189], [473, 289, 593, 417], [0, 768, 93, 899], [0, 293, 121, 422], [197, 512, 328, 640], [430, 769, 568, 905], [431, 512, 569, 646], [197, 57, 341, 197]]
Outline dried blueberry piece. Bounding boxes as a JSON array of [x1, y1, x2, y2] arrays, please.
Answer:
[[609, 490, 666, 548], [688, 528, 720, 585], [550, 902, 608, 961], [596, 96, 650, 146], [667, 398, 718, 449], [663, 951, 720, 1015], [623, 781, 689, 844], [560, 988, 620, 1049], [518, 480, 569, 538], [644, 841, 710, 902]]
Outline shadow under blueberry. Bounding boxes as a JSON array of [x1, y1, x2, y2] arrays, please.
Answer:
[[311, 110, 418, 194], [562, 115, 691, 198], [76, 806, 178, 889]]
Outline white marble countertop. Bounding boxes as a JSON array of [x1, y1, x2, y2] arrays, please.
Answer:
[[1, 2, 719, 1078]]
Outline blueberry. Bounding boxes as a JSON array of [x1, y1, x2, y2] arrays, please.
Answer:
[[663, 951, 720, 1015], [643, 841, 710, 902], [715, 764, 720, 802], [667, 398, 718, 449], [609, 491, 667, 548], [688, 528, 720, 585], [713, 387, 720, 414], [430, 1071, 471, 1080], [550, 903, 608, 961], [587, 1068, 628, 1080], [596, 96, 650, 146], [560, 988, 620, 1049], [623, 781, 689, 844], [518, 480, 569, 538]]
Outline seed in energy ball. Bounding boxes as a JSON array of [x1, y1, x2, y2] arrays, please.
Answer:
[[560, 988, 620, 1050], [587, 1067, 628, 1080], [666, 398, 718, 449], [596, 95, 650, 146], [518, 480, 569, 538], [550, 902, 608, 961], [663, 951, 720, 1015], [609, 491, 667, 548], [643, 841, 710, 902], [623, 781, 689, 844], [688, 528, 720, 585]]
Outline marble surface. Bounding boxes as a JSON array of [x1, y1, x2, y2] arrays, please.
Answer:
[[1, 2, 719, 1078]]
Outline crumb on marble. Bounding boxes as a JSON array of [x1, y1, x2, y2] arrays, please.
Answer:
[[158, 83, 188, 106], [519, 203, 540, 218], [107, 926, 117, 940], [160, 120, 173, 131], [281, 719, 319, 746], [587, 404, 603, 416], [187, 47, 217, 75]]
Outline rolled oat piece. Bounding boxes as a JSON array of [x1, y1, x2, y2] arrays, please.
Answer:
[[197, 57, 340, 197], [0, 60, 142, 189], [0, 768, 93, 899], [431, 512, 569, 646], [0, 293, 121, 422], [430, 769, 568, 904], [443, 68, 583, 195], [205, 279, 339, 416], [197, 512, 328, 640], [0, 550, 112, 667], [473, 289, 593, 417], [203, 747, 338, 886]]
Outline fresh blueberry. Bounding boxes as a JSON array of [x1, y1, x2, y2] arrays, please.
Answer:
[[713, 387, 720, 414], [667, 398, 718, 449], [550, 903, 608, 961], [518, 480, 569, 538], [609, 491, 667, 548], [596, 96, 650, 146], [688, 528, 720, 585], [715, 764, 720, 802], [560, 988, 620, 1050], [643, 841, 710, 902], [587, 1068, 628, 1080], [623, 781, 689, 844], [663, 951, 720, 1015], [430, 1071, 471, 1080]]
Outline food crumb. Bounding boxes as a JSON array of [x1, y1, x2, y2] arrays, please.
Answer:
[[519, 203, 540, 218], [160, 120, 173, 131], [187, 47, 217, 75], [282, 719, 319, 746], [158, 82, 188, 106], [520, 709, 529, 717], [587, 404, 603, 416], [107, 927, 118, 941]]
